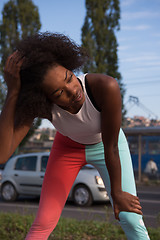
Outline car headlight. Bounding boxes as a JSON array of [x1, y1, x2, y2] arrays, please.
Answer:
[[95, 176, 104, 185]]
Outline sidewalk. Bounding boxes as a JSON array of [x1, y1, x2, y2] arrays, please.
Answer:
[[136, 182, 160, 192]]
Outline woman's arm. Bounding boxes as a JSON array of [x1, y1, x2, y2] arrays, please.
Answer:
[[0, 51, 33, 163], [86, 73, 142, 219]]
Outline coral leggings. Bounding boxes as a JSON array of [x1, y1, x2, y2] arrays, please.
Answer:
[[26, 129, 150, 240]]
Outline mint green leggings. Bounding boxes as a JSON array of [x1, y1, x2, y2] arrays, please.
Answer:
[[86, 129, 150, 240], [26, 129, 150, 240]]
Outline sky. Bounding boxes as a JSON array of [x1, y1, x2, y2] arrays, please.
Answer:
[[0, 0, 160, 129]]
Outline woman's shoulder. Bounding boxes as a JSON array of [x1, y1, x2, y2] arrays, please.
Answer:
[[85, 73, 120, 111], [86, 73, 119, 92]]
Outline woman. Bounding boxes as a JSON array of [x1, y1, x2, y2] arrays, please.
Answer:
[[0, 33, 150, 239]]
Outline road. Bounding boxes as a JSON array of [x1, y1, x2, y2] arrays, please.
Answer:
[[0, 184, 160, 228]]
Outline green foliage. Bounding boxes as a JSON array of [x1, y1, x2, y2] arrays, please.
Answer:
[[0, 212, 160, 240], [0, 0, 41, 74], [40, 133, 50, 141], [81, 0, 126, 120], [0, 0, 41, 103], [0, 0, 42, 145], [0, 213, 35, 240], [19, 118, 42, 147], [51, 218, 126, 240]]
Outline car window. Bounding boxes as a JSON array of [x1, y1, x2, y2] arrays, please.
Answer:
[[0, 163, 5, 170], [15, 156, 37, 171], [41, 156, 49, 172]]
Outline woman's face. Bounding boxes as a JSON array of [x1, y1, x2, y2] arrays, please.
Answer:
[[42, 65, 85, 113]]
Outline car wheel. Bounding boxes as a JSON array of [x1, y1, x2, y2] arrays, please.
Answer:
[[1, 182, 18, 202], [73, 184, 93, 207]]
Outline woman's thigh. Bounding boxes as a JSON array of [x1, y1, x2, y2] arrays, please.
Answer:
[[39, 132, 87, 216], [85, 129, 136, 202]]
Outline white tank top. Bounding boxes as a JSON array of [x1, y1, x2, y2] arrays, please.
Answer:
[[51, 74, 102, 144]]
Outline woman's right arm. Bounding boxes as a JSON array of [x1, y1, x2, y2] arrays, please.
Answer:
[[0, 51, 33, 164]]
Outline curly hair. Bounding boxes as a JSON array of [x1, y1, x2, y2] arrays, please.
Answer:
[[15, 32, 88, 127]]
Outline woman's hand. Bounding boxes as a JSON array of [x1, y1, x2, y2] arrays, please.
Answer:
[[112, 191, 143, 220], [4, 51, 24, 95]]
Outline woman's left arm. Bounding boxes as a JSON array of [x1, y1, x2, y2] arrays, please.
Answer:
[[87, 73, 142, 220]]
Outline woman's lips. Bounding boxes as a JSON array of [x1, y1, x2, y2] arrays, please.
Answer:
[[73, 90, 83, 103]]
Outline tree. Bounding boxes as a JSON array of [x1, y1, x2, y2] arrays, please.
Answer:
[[81, 0, 126, 120], [0, 0, 42, 148]]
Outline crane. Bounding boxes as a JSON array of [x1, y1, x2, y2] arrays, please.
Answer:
[[125, 95, 158, 120]]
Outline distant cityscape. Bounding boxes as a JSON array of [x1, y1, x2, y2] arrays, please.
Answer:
[[124, 116, 160, 128], [22, 127, 56, 153], [20, 116, 160, 153]]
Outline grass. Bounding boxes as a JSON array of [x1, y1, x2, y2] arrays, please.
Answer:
[[0, 212, 160, 240]]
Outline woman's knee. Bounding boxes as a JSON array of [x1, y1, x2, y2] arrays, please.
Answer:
[[33, 207, 61, 231], [119, 211, 141, 227], [119, 212, 150, 239]]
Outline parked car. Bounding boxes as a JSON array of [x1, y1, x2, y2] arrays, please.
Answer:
[[0, 152, 109, 206], [0, 163, 6, 184], [0, 169, 3, 183]]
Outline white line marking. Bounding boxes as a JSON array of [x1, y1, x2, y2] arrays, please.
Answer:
[[140, 199, 160, 204], [138, 191, 160, 195]]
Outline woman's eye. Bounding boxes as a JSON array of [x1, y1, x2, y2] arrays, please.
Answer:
[[68, 74, 73, 83], [56, 90, 63, 98]]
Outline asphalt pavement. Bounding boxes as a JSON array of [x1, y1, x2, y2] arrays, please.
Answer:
[[0, 183, 160, 228]]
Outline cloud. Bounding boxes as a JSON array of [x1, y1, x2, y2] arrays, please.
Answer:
[[120, 54, 160, 63], [122, 11, 160, 20], [118, 45, 130, 51], [153, 33, 160, 38], [117, 36, 138, 42], [120, 54, 160, 74], [122, 25, 151, 31], [121, 0, 135, 7], [141, 61, 160, 67], [127, 65, 160, 72]]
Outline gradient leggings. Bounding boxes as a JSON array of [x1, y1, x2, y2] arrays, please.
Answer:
[[26, 129, 150, 240]]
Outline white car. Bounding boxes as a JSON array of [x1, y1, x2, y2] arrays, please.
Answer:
[[0, 152, 109, 206]]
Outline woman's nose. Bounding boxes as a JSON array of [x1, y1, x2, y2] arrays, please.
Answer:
[[65, 84, 76, 97]]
